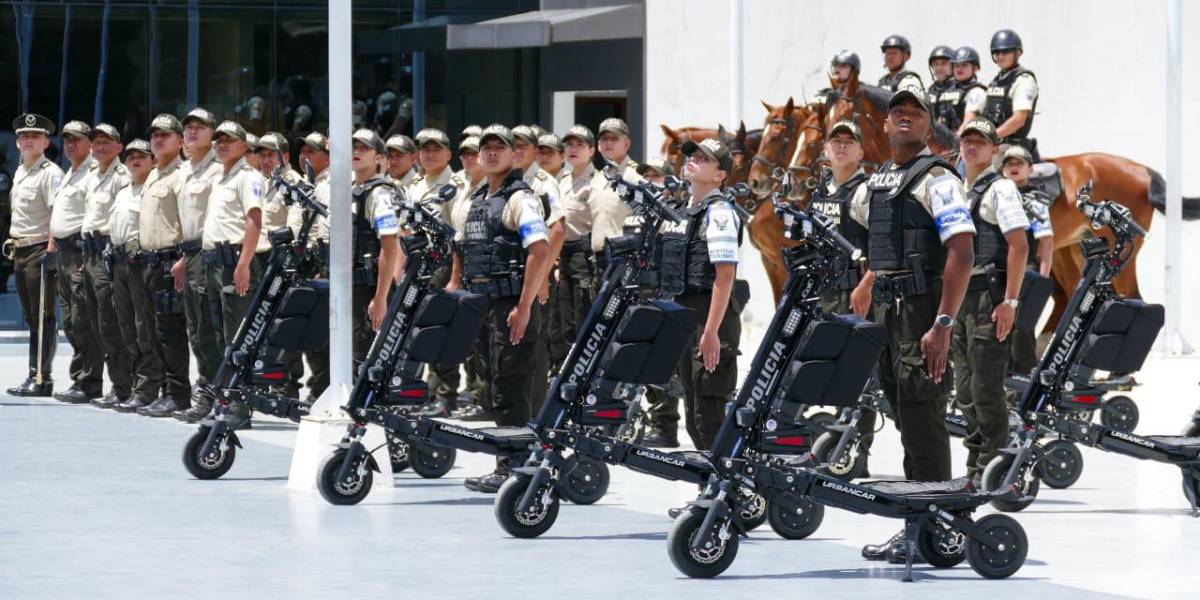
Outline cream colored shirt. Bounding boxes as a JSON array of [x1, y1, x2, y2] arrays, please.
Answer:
[[588, 156, 641, 252], [139, 157, 184, 251], [406, 166, 454, 211], [9, 156, 64, 238], [560, 162, 596, 242], [261, 167, 301, 248], [287, 167, 329, 242], [202, 157, 265, 251], [523, 162, 564, 227], [178, 149, 222, 242], [449, 177, 486, 242], [390, 168, 417, 190], [81, 160, 128, 235], [109, 181, 144, 247], [49, 157, 95, 238]]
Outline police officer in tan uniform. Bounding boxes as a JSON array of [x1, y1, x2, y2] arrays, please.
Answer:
[[298, 132, 330, 187], [588, 118, 641, 269], [537, 133, 568, 180], [79, 123, 131, 407], [170, 108, 226, 420], [129, 113, 189, 414], [6, 113, 63, 397], [286, 131, 333, 396], [551, 125, 598, 373], [385, 134, 418, 188], [96, 139, 166, 410], [49, 120, 103, 402], [244, 134, 261, 170]]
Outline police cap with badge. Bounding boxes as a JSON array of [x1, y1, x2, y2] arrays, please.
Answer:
[[13, 113, 56, 136]]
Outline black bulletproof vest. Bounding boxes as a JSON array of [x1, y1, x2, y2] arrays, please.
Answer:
[[878, 69, 921, 92], [683, 195, 742, 292], [933, 80, 985, 132], [968, 171, 1008, 270], [1018, 185, 1043, 266], [983, 66, 1037, 140], [462, 170, 532, 298], [352, 178, 390, 259], [809, 170, 869, 254], [866, 155, 957, 273]]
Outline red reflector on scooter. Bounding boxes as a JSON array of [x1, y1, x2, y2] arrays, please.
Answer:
[[396, 388, 427, 398], [1074, 395, 1099, 404], [259, 371, 286, 381], [772, 436, 808, 447], [593, 409, 623, 419]]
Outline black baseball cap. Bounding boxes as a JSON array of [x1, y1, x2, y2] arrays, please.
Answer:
[[682, 137, 733, 175]]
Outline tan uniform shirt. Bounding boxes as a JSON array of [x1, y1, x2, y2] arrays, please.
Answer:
[[49, 157, 96, 238], [560, 162, 596, 242], [406, 167, 454, 211], [81, 160, 128, 235], [9, 156, 64, 239], [178, 149, 222, 243], [449, 177, 486, 242], [139, 157, 185, 251], [202, 157, 265, 252], [260, 167, 302, 247], [523, 162, 564, 227], [390, 169, 417, 190], [588, 156, 641, 252], [109, 181, 144, 248]]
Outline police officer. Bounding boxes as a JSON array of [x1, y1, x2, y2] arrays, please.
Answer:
[[926, 45, 956, 126], [79, 123, 131, 407], [6, 113, 63, 397], [385, 134, 418, 188], [636, 157, 674, 185], [588, 118, 641, 269], [673, 138, 742, 450], [407, 127, 467, 417], [298, 132, 330, 185], [537, 133, 568, 180], [97, 139, 166, 410], [244, 134, 261, 170], [999, 145, 1054, 381], [49, 120, 104, 403], [935, 47, 988, 135], [878, 34, 923, 92], [983, 29, 1040, 161], [847, 90, 975, 561], [344, 129, 401, 361], [811, 50, 861, 107], [550, 125, 599, 378], [170, 108, 225, 420], [0, 147, 13, 293], [952, 118, 1029, 479], [129, 114, 189, 413], [459, 124, 553, 493]]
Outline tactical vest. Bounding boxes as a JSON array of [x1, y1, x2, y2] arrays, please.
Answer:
[[866, 155, 956, 274], [878, 69, 920, 92], [810, 171, 869, 290], [462, 171, 532, 299], [351, 179, 388, 260], [968, 171, 1008, 270], [983, 66, 1037, 141], [682, 196, 742, 292], [1018, 185, 1043, 266], [933, 80, 985, 132]]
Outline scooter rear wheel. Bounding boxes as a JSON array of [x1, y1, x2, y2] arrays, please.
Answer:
[[182, 426, 236, 480], [811, 431, 866, 481], [317, 449, 373, 506], [409, 444, 456, 479], [807, 411, 838, 436], [495, 474, 560, 538], [766, 496, 824, 540], [557, 456, 609, 505], [983, 453, 1040, 512], [1036, 438, 1084, 489], [965, 514, 1028, 579], [1100, 395, 1139, 432], [667, 508, 739, 578]]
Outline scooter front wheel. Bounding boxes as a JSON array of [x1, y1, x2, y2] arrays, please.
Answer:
[[557, 456, 609, 505], [766, 495, 824, 540], [982, 454, 1040, 512], [667, 508, 739, 578], [811, 431, 866, 481], [182, 426, 236, 480], [409, 444, 456, 479], [917, 520, 967, 568], [317, 449, 373, 506], [1100, 395, 1139, 432], [737, 493, 768, 531], [1036, 438, 1084, 489], [495, 474, 560, 538]]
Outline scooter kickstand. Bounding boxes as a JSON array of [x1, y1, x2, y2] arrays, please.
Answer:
[[902, 519, 916, 582]]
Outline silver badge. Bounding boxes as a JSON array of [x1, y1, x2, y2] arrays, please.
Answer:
[[24, 115, 35, 127]]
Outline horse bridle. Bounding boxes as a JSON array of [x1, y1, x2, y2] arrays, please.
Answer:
[[749, 111, 826, 212]]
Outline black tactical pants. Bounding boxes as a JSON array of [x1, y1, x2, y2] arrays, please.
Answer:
[[83, 251, 131, 398], [184, 251, 224, 387], [112, 259, 163, 403], [55, 244, 103, 394], [952, 288, 1012, 478], [873, 278, 953, 481], [143, 256, 191, 401], [675, 291, 740, 451], [13, 243, 57, 381], [483, 296, 541, 427]]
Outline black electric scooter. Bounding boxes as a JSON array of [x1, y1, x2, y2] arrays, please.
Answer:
[[181, 158, 330, 479], [668, 177, 1030, 581], [982, 181, 1200, 514]]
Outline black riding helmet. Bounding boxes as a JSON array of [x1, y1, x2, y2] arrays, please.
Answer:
[[880, 34, 911, 54], [990, 29, 1023, 53], [831, 49, 861, 73], [952, 46, 981, 67], [929, 45, 955, 64]]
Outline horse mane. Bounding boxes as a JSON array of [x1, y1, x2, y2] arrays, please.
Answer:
[[858, 84, 892, 113]]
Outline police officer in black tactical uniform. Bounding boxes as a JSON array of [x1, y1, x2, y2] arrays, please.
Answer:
[[458, 124, 553, 493], [877, 34, 923, 93], [846, 89, 975, 563], [935, 47, 988, 135], [926, 45, 956, 128], [983, 29, 1040, 161]]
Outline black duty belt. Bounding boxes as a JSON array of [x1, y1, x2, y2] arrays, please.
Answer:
[[562, 239, 589, 255], [178, 239, 202, 255], [53, 234, 83, 252], [871, 270, 929, 306], [81, 233, 110, 255]]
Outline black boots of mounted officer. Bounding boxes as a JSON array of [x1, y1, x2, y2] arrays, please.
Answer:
[[8, 326, 55, 397]]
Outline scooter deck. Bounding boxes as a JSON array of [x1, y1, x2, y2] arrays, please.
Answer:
[[421, 420, 535, 455]]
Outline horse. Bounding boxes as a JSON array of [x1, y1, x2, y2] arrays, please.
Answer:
[[659, 123, 762, 187]]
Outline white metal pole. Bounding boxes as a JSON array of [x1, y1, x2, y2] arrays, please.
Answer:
[[327, 0, 354, 403], [1163, 0, 1190, 354], [729, 0, 743, 129]]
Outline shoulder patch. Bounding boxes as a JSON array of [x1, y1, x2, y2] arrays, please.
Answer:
[[928, 166, 947, 177]]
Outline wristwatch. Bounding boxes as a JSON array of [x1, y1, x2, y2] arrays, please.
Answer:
[[1004, 298, 1020, 309], [934, 313, 954, 329]]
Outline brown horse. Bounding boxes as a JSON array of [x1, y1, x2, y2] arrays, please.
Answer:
[[659, 123, 761, 187]]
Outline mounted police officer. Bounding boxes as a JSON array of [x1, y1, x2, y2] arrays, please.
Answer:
[[934, 46, 988, 135], [6, 113, 63, 397], [878, 34, 923, 93], [983, 29, 1040, 161], [458, 124, 553, 493], [847, 89, 975, 563], [952, 118, 1029, 480], [999, 145, 1054, 383], [926, 45, 957, 129], [812, 50, 861, 106]]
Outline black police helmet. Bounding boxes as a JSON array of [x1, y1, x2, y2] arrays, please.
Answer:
[[990, 29, 1023, 53], [831, 50, 861, 73], [880, 34, 911, 54], [929, 45, 955, 64], [952, 46, 981, 67]]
